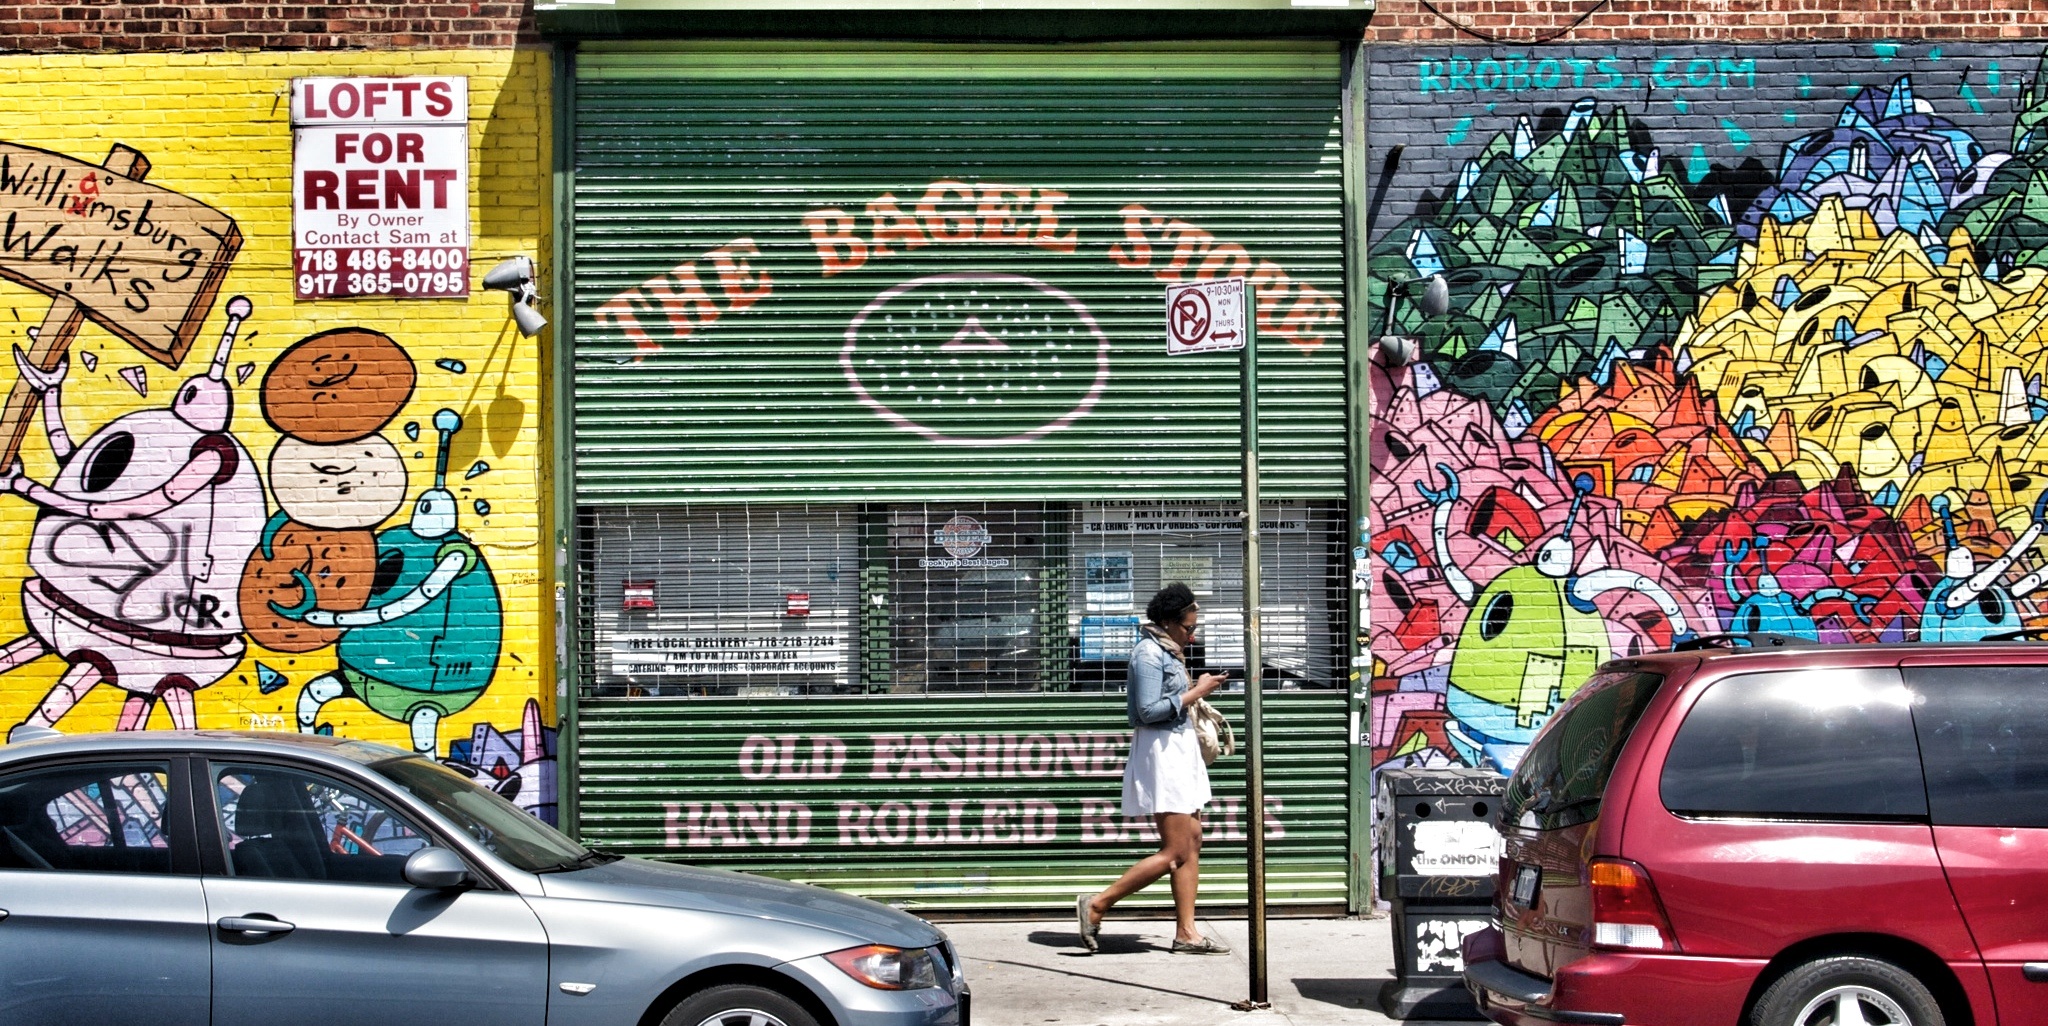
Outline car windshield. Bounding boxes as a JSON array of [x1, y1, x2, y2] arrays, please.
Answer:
[[371, 756, 593, 872]]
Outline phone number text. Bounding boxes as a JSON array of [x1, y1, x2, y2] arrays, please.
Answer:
[[295, 247, 471, 299]]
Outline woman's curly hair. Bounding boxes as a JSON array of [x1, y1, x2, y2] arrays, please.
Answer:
[[1146, 582, 1198, 626]]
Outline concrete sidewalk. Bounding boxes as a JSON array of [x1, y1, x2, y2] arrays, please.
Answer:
[[936, 913, 1484, 1026]]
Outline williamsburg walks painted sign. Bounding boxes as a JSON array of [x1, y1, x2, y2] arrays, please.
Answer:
[[0, 142, 241, 364]]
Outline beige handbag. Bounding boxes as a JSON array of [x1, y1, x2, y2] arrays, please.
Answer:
[[1191, 698, 1236, 765]]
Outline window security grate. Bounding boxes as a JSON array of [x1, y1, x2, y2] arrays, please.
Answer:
[[577, 501, 1348, 697]]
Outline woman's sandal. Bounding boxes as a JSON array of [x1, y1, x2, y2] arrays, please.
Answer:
[[1076, 895, 1101, 952], [1171, 935, 1231, 955]]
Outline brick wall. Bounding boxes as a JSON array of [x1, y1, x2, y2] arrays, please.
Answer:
[[0, 2, 535, 51], [9, 1, 2045, 52], [1366, 0, 2048, 44]]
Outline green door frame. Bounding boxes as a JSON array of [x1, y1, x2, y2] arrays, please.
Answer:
[[1339, 37, 1375, 913], [551, 41, 585, 839]]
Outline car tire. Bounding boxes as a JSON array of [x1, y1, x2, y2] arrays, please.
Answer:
[[661, 983, 824, 1026], [1752, 956, 1944, 1026]]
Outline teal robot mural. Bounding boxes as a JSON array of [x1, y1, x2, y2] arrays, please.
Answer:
[[281, 409, 503, 754], [1918, 492, 2048, 643]]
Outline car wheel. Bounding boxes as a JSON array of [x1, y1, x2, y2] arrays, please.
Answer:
[[1752, 956, 1944, 1026], [661, 983, 823, 1026]]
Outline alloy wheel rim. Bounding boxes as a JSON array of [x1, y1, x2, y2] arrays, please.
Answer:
[[693, 1010, 792, 1026], [1792, 984, 1912, 1026]]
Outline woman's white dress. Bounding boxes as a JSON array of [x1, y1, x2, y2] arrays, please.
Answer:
[[1122, 718, 1212, 816]]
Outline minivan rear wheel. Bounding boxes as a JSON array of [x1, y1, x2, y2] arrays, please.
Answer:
[[1753, 956, 1944, 1026], [661, 983, 823, 1026]]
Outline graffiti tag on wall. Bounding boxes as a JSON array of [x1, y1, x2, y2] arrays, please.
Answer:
[[1368, 45, 2048, 772]]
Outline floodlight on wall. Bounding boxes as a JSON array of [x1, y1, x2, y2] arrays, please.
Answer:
[[481, 255, 547, 338], [1372, 274, 1449, 368]]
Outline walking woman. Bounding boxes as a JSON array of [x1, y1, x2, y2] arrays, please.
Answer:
[[1077, 582, 1231, 954]]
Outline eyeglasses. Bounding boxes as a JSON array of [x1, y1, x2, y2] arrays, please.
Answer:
[[1175, 621, 1200, 635]]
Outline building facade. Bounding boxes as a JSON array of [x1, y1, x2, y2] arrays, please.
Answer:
[[546, 3, 1376, 912], [5, 0, 2047, 914]]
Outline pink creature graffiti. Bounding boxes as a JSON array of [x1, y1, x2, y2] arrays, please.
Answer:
[[3, 297, 265, 740], [448, 698, 559, 825], [1371, 363, 1713, 769], [1659, 469, 1935, 644]]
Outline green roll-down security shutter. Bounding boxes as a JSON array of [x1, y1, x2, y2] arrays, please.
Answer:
[[570, 43, 1350, 503], [567, 43, 1354, 911]]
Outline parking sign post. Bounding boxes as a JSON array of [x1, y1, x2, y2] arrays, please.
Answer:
[[1164, 277, 1268, 1009]]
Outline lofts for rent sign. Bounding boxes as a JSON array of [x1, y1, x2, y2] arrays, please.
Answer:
[[290, 76, 469, 300]]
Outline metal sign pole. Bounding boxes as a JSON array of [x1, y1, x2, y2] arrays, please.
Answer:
[[1240, 294, 1268, 1009], [1163, 275, 1267, 1008]]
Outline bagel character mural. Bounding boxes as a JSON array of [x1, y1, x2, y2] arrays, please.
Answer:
[[237, 328, 504, 759], [0, 85, 549, 822]]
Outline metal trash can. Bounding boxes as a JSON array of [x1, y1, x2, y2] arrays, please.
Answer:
[[1373, 767, 1506, 1019]]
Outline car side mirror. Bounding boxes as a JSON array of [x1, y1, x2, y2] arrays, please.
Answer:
[[403, 846, 473, 890]]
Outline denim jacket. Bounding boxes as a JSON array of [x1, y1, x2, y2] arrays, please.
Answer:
[[1126, 635, 1190, 729]]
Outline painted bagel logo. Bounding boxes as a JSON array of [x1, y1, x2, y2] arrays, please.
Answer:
[[841, 273, 1111, 446], [933, 515, 992, 558]]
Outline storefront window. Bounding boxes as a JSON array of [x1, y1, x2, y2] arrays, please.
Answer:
[[884, 504, 1054, 693], [584, 505, 862, 696], [580, 501, 1344, 697], [1070, 501, 1345, 691]]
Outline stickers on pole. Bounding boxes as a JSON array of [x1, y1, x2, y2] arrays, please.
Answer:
[[1165, 277, 1247, 354]]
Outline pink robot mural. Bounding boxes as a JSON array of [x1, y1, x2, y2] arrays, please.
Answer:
[[3, 297, 265, 739]]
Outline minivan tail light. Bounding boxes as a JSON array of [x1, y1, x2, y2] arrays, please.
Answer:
[[1588, 857, 1678, 952]]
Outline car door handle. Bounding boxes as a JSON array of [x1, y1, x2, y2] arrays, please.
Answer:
[[0, 909, 8, 922], [217, 916, 295, 935], [2025, 963, 2048, 983]]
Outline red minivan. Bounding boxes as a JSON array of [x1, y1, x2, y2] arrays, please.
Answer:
[[1463, 639, 2048, 1026]]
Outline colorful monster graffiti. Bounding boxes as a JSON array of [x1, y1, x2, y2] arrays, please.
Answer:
[[1370, 46, 2048, 772], [0, 57, 551, 822]]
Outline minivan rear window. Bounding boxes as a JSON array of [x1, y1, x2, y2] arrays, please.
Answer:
[[1503, 670, 1663, 830], [1660, 668, 1926, 821]]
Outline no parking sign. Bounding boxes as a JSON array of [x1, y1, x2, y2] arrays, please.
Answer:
[[1164, 277, 1247, 354]]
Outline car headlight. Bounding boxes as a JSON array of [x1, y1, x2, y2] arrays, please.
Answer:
[[824, 944, 943, 990]]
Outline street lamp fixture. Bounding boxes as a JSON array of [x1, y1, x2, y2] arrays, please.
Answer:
[[1373, 274, 1449, 367], [482, 255, 547, 338]]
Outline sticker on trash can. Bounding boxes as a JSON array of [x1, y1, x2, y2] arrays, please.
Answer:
[[1410, 914, 1493, 974], [1409, 820, 1500, 876]]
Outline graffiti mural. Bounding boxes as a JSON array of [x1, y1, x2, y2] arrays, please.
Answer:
[[1, 297, 264, 736], [0, 52, 554, 821], [1368, 45, 2048, 772]]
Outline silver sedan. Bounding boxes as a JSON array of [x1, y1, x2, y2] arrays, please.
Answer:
[[0, 730, 968, 1026]]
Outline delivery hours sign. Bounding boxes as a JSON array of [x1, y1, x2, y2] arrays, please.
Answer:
[[1165, 277, 1247, 354], [291, 76, 469, 300]]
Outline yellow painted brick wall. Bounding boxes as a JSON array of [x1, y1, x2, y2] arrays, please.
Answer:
[[0, 49, 557, 816]]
